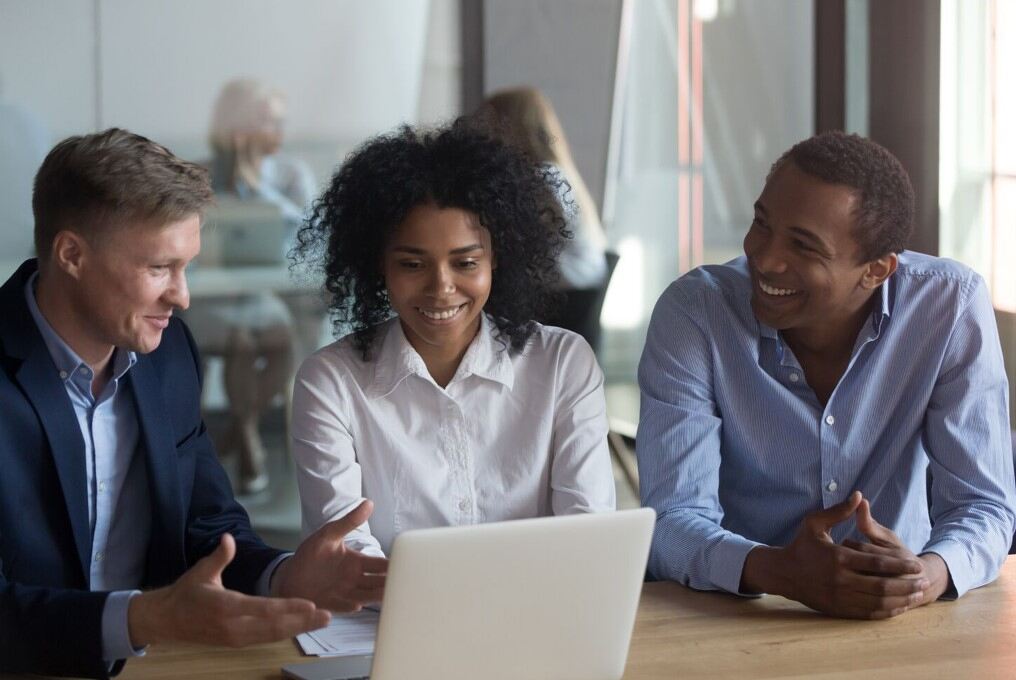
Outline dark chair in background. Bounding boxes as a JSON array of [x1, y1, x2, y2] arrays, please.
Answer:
[[544, 251, 620, 355]]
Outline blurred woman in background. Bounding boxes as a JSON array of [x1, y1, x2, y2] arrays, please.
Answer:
[[479, 87, 608, 290], [185, 79, 316, 493]]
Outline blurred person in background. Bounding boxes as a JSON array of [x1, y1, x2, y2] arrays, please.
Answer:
[[184, 79, 317, 494], [479, 86, 608, 291]]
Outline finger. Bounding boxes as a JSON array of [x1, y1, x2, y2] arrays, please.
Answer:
[[843, 539, 916, 561], [844, 589, 926, 614], [222, 609, 331, 647], [349, 553, 389, 575], [345, 585, 386, 604], [839, 546, 923, 576], [806, 491, 863, 534], [346, 573, 386, 590], [190, 533, 237, 583], [835, 605, 908, 620], [315, 501, 375, 544], [855, 500, 903, 548], [214, 590, 322, 619], [841, 572, 930, 598]]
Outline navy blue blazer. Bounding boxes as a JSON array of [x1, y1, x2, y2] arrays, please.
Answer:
[[0, 259, 285, 678]]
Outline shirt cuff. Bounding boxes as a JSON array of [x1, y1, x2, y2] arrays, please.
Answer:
[[708, 534, 765, 596], [258, 552, 295, 596], [921, 538, 967, 599], [102, 590, 147, 662]]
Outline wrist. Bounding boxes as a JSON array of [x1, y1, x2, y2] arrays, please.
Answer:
[[740, 546, 789, 596], [127, 589, 166, 648], [918, 553, 952, 601], [270, 556, 293, 598]]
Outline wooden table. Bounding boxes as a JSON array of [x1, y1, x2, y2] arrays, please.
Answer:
[[107, 558, 1016, 680]]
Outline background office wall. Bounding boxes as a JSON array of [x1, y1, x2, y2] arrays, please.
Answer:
[[0, 0, 461, 258]]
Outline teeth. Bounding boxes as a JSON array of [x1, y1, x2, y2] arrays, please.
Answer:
[[759, 280, 799, 296], [419, 305, 464, 320]]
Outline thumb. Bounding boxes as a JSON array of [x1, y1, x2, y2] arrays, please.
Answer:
[[856, 499, 901, 548], [190, 533, 236, 584], [806, 490, 862, 534], [316, 500, 374, 543]]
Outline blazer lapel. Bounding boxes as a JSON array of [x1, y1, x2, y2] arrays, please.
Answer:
[[15, 339, 93, 582], [129, 354, 186, 575]]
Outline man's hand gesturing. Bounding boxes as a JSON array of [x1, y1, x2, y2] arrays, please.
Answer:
[[272, 500, 389, 613], [128, 533, 329, 648]]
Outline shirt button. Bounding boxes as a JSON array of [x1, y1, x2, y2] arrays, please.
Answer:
[[94, 551, 104, 562], [458, 499, 470, 511], [98, 481, 107, 493], [789, 373, 800, 383], [825, 415, 835, 426], [826, 480, 838, 492], [79, 367, 89, 375], [59, 370, 68, 380]]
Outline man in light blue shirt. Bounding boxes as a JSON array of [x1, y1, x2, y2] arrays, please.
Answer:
[[637, 131, 1015, 619]]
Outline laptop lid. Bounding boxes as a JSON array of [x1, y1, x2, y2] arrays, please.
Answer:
[[199, 197, 290, 267], [369, 508, 654, 680]]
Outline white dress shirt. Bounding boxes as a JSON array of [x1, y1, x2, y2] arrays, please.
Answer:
[[291, 314, 616, 556]]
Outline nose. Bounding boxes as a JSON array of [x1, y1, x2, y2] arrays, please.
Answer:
[[425, 263, 456, 297], [165, 268, 190, 310], [749, 235, 788, 276]]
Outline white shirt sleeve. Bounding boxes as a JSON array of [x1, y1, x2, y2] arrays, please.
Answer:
[[549, 335, 617, 514], [290, 353, 385, 558]]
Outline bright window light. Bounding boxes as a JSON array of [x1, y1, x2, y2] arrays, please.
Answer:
[[601, 237, 645, 330]]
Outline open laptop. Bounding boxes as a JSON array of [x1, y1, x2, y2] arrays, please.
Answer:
[[198, 197, 291, 267], [283, 508, 655, 680]]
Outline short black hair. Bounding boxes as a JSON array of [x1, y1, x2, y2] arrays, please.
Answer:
[[291, 117, 568, 359], [770, 131, 914, 261]]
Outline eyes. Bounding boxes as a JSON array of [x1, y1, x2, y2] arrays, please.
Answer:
[[750, 219, 820, 256], [395, 258, 481, 271]]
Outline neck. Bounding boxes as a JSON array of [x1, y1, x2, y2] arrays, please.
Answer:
[[403, 320, 480, 389], [35, 270, 116, 376], [782, 292, 875, 361]]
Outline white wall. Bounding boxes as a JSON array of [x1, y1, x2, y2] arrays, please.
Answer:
[[0, 0, 461, 255]]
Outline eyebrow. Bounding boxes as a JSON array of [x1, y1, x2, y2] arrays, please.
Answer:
[[390, 244, 485, 255], [788, 226, 831, 252], [753, 201, 832, 253]]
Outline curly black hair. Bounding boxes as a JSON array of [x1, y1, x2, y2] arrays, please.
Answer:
[[291, 117, 568, 359], [770, 131, 915, 261]]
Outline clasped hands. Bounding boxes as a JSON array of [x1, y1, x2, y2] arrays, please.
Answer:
[[742, 491, 951, 619], [127, 500, 387, 648]]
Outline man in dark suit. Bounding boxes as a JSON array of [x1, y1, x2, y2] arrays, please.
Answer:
[[0, 128, 386, 677]]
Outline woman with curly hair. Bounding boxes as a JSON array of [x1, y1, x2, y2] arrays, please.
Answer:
[[289, 119, 616, 557]]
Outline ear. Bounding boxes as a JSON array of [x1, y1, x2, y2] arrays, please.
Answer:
[[50, 230, 90, 280], [860, 252, 897, 290]]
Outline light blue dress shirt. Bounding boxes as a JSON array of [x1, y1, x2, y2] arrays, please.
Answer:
[[636, 252, 1015, 598], [24, 273, 148, 661]]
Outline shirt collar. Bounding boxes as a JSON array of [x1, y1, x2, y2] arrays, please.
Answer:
[[24, 272, 137, 390], [367, 314, 514, 399]]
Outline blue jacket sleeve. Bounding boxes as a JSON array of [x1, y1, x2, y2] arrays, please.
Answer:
[[0, 579, 122, 678]]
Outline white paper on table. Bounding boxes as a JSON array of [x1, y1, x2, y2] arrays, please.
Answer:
[[296, 610, 380, 657]]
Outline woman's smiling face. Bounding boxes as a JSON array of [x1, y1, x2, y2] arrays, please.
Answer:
[[383, 202, 494, 361]]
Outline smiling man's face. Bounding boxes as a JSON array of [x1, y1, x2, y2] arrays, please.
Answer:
[[742, 161, 876, 334], [71, 214, 200, 356]]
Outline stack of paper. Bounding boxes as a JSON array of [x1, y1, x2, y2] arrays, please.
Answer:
[[296, 610, 380, 657]]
